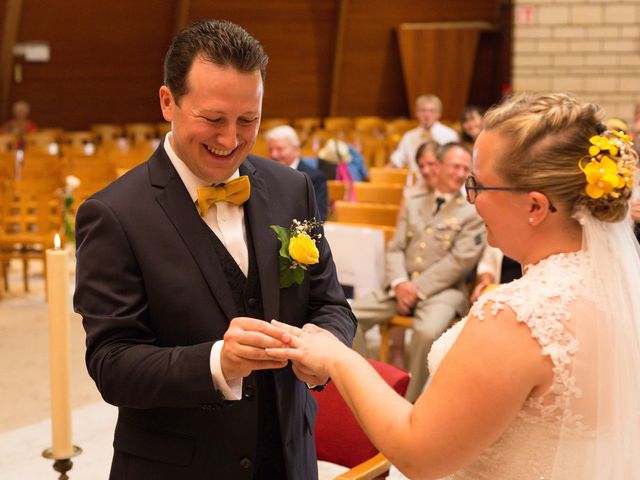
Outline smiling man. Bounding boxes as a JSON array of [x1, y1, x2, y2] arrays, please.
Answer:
[[74, 20, 355, 480]]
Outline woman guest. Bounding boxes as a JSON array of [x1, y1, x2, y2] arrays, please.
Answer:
[[1, 100, 38, 137], [459, 105, 484, 147], [268, 92, 640, 479]]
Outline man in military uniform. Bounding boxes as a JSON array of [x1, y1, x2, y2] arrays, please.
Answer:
[[352, 143, 485, 401]]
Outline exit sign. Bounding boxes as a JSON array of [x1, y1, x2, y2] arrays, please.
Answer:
[[515, 6, 536, 25]]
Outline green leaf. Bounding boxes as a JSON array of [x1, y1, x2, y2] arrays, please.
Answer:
[[270, 225, 291, 259]]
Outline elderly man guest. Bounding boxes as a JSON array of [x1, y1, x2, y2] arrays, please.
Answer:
[[74, 20, 356, 480], [352, 142, 485, 401], [266, 125, 328, 220], [390, 94, 459, 176]]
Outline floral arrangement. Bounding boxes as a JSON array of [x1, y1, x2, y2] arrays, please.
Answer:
[[62, 175, 80, 243], [270, 218, 321, 288], [579, 131, 636, 200]]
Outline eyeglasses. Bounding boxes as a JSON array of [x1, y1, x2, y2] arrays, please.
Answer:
[[464, 175, 557, 212]]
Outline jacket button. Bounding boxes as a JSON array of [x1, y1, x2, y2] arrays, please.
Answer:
[[239, 457, 252, 469], [243, 384, 255, 399], [247, 297, 257, 307]]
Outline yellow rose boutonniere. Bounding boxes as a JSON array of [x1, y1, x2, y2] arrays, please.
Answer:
[[270, 218, 321, 288]]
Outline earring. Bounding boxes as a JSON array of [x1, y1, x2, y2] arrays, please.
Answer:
[[528, 217, 534, 224]]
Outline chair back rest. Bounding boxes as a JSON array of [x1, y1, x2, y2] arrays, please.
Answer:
[[1, 179, 63, 241], [313, 359, 410, 468], [333, 201, 399, 227], [369, 167, 409, 185], [353, 182, 404, 204]]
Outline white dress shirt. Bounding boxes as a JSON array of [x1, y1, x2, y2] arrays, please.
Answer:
[[164, 133, 245, 400], [390, 122, 460, 172]]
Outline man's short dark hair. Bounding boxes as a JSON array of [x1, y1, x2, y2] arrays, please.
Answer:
[[164, 19, 268, 104]]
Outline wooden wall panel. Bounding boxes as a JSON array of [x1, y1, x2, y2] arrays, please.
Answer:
[[9, 0, 175, 130], [332, 0, 501, 118], [189, 0, 339, 119], [2, 0, 509, 129]]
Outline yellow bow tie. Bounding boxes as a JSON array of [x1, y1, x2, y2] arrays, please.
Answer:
[[196, 175, 251, 216]]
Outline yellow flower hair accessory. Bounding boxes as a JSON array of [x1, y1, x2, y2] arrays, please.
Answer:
[[579, 130, 637, 200], [270, 218, 321, 288]]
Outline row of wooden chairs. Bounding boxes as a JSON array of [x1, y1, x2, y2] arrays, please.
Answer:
[[0, 178, 65, 294]]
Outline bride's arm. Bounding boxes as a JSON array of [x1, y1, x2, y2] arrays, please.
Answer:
[[269, 306, 554, 479]]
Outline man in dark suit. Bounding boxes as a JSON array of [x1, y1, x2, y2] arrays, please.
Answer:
[[265, 125, 328, 220], [74, 20, 356, 480]]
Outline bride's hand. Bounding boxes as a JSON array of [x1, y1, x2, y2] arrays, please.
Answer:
[[266, 320, 350, 378]]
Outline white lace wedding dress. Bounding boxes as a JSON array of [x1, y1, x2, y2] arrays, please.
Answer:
[[389, 251, 599, 479]]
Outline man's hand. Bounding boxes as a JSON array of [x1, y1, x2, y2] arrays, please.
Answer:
[[220, 317, 289, 381], [394, 281, 419, 315], [630, 200, 640, 223], [471, 273, 495, 303]]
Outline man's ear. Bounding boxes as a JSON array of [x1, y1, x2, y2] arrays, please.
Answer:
[[159, 86, 174, 122]]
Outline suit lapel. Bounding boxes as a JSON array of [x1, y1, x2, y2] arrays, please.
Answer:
[[241, 160, 280, 321], [150, 148, 238, 321]]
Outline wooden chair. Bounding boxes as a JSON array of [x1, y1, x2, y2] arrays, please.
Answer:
[[356, 134, 388, 168], [20, 152, 64, 182], [60, 131, 96, 155], [112, 150, 149, 176], [123, 123, 158, 156], [324, 117, 354, 138], [293, 117, 321, 135], [385, 118, 417, 138], [327, 180, 347, 203], [333, 201, 399, 227], [378, 314, 461, 367], [125, 123, 157, 144], [260, 118, 290, 132], [0, 179, 64, 293], [0, 134, 18, 153], [91, 124, 123, 144], [314, 359, 409, 480], [368, 167, 409, 185], [353, 182, 404, 204], [23, 130, 63, 155], [379, 315, 414, 364], [0, 152, 17, 179], [354, 116, 386, 136], [63, 154, 117, 207]]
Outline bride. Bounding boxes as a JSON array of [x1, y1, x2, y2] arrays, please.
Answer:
[[267, 92, 640, 479]]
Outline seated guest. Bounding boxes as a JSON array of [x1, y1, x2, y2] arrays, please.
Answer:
[[389, 94, 459, 176], [350, 142, 485, 401], [266, 125, 328, 220], [404, 140, 441, 198], [470, 245, 522, 302], [314, 138, 368, 182], [459, 105, 485, 147], [1, 100, 38, 148]]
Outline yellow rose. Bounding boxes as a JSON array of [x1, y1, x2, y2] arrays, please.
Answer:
[[288, 233, 319, 265]]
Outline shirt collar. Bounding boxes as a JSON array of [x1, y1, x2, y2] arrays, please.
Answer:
[[163, 132, 240, 203], [289, 158, 300, 170], [434, 189, 454, 203]]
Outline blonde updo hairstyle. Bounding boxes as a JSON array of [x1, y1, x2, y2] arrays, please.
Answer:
[[483, 92, 637, 223]]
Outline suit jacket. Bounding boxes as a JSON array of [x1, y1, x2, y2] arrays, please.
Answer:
[[385, 190, 485, 300], [297, 161, 328, 221], [74, 144, 356, 480]]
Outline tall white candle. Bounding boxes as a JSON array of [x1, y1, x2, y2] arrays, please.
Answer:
[[46, 233, 73, 459]]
